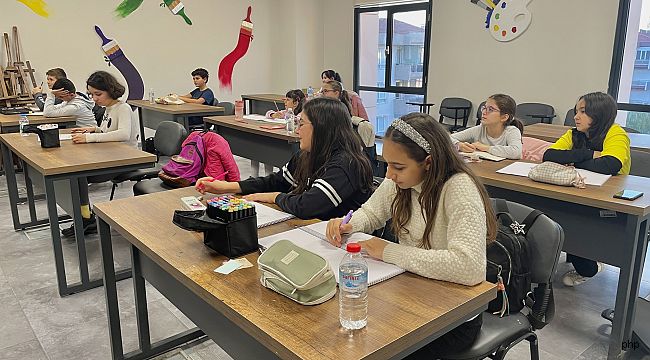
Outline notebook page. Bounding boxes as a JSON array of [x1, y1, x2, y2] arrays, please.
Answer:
[[258, 227, 404, 285], [252, 202, 294, 228]]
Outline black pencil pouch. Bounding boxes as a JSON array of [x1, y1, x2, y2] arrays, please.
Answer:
[[172, 209, 259, 258]]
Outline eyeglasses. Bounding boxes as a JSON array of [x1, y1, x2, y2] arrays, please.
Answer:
[[321, 89, 336, 94], [480, 104, 501, 114]]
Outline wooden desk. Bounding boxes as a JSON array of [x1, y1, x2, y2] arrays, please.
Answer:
[[0, 114, 76, 133], [95, 187, 495, 360], [468, 160, 650, 359], [204, 115, 300, 167], [241, 93, 285, 115], [524, 123, 650, 153], [0, 133, 156, 296], [128, 100, 225, 142]]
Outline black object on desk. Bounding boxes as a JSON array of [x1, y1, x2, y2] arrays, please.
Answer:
[[406, 102, 435, 115]]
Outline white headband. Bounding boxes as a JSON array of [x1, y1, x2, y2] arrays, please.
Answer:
[[389, 118, 431, 154]]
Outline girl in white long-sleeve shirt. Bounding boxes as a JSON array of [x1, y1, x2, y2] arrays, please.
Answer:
[[326, 113, 497, 359], [61, 71, 138, 238], [451, 93, 523, 159]]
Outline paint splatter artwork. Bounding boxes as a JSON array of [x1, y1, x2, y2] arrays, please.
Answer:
[[114, 0, 192, 25], [218, 6, 253, 91], [16, 0, 49, 17], [470, 0, 532, 42]]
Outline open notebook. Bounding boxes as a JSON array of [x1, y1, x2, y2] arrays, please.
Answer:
[[258, 222, 405, 286], [253, 202, 295, 228], [460, 151, 505, 162]]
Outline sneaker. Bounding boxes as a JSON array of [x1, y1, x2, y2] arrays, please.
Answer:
[[562, 262, 604, 287], [61, 214, 97, 238]]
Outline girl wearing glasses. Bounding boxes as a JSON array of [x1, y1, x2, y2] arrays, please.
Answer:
[[320, 69, 369, 120], [450, 94, 524, 159], [266, 89, 306, 119], [196, 97, 374, 220], [543, 91, 630, 287], [326, 113, 496, 357]]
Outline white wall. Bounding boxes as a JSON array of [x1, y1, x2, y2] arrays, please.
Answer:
[[351, 0, 620, 124], [0, 0, 317, 103]]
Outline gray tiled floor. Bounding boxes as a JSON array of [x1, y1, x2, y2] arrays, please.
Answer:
[[1, 155, 649, 359]]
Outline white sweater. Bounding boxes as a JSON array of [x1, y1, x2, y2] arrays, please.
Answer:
[[349, 173, 487, 286], [450, 125, 522, 159], [86, 101, 138, 147]]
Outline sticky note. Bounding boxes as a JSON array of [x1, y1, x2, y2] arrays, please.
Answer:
[[214, 261, 241, 274]]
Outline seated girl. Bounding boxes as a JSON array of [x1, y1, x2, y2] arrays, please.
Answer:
[[543, 91, 630, 287], [326, 113, 496, 358], [196, 97, 374, 220], [266, 89, 306, 119], [450, 94, 523, 159]]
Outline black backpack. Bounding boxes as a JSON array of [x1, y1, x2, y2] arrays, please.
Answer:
[[487, 200, 542, 317]]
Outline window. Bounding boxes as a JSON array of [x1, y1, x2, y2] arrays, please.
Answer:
[[609, 0, 650, 133], [354, 1, 431, 135]]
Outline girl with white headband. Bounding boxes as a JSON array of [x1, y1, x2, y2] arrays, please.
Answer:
[[326, 113, 496, 357]]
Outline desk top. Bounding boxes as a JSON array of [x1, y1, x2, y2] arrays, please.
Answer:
[[0, 114, 76, 128], [469, 160, 650, 216], [204, 115, 300, 142], [241, 94, 285, 103], [524, 124, 650, 152], [94, 187, 495, 360], [0, 133, 156, 176], [127, 100, 224, 115]]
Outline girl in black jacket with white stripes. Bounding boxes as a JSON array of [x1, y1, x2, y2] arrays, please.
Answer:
[[195, 97, 374, 220]]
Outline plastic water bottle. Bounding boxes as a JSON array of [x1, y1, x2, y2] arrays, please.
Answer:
[[19, 114, 29, 136], [339, 243, 368, 330], [307, 86, 314, 100], [285, 108, 295, 134], [149, 88, 155, 104]]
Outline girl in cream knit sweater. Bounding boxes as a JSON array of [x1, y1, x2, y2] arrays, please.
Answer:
[[326, 113, 496, 358]]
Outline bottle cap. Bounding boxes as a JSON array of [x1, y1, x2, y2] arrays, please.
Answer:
[[346, 243, 361, 253]]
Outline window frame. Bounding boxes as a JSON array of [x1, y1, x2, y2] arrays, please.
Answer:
[[353, 1, 432, 97]]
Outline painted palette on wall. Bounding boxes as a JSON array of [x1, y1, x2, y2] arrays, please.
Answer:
[[115, 0, 192, 25], [16, 0, 49, 18], [218, 6, 253, 91], [94, 25, 145, 105], [471, 0, 532, 42]]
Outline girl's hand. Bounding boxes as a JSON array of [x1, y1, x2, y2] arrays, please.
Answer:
[[472, 142, 490, 152], [357, 237, 388, 260], [271, 112, 283, 119], [593, 151, 601, 159], [71, 127, 96, 133], [326, 218, 353, 247], [458, 142, 476, 153], [71, 133, 87, 144], [243, 192, 280, 203]]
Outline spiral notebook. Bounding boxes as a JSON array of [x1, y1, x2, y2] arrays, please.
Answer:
[[258, 222, 405, 286], [253, 202, 295, 228]]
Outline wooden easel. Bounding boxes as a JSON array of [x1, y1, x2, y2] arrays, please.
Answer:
[[1, 26, 37, 108]]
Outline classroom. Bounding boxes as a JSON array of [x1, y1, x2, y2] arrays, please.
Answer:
[[0, 0, 649, 359]]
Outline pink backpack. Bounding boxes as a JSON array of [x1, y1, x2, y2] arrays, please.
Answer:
[[159, 132, 206, 188]]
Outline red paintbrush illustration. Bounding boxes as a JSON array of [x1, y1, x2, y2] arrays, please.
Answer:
[[218, 6, 253, 91]]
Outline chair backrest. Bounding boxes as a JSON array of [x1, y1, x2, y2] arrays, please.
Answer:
[[630, 150, 650, 177], [217, 101, 235, 116], [564, 109, 574, 126], [516, 103, 555, 126], [491, 199, 564, 284], [212, 98, 220, 106], [154, 121, 188, 156], [476, 100, 486, 125], [439, 97, 472, 119]]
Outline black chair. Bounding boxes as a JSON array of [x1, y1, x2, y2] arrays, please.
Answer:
[[440, 199, 564, 360], [217, 101, 235, 116], [476, 101, 486, 126], [563, 109, 574, 126], [439, 97, 472, 132], [109, 121, 187, 200], [622, 126, 640, 133], [516, 103, 556, 125], [406, 101, 435, 115]]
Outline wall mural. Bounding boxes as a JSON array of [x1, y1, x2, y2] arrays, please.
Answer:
[[114, 0, 192, 25], [218, 6, 253, 91], [94, 25, 145, 106], [16, 0, 49, 18], [471, 0, 532, 42]]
